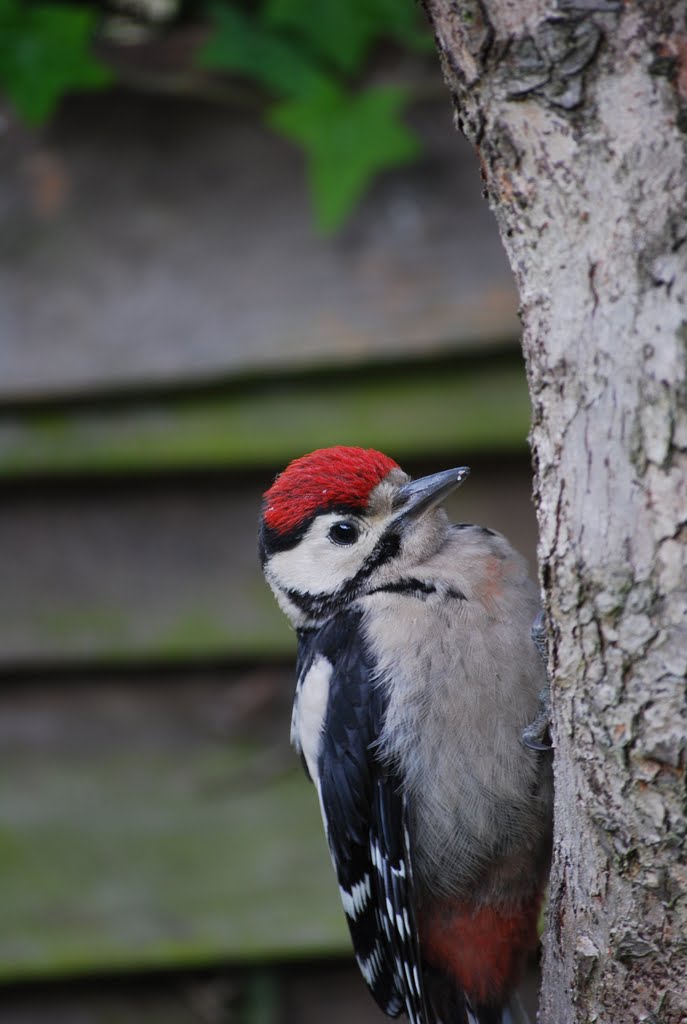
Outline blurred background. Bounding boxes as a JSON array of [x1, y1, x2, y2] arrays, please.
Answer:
[[0, 1, 538, 1021]]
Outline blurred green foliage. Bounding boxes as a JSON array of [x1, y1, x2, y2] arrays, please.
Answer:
[[0, 0, 112, 123], [0, 0, 434, 232], [267, 83, 419, 232]]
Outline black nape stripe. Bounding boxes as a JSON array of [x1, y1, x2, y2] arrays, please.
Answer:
[[370, 580, 468, 601], [371, 579, 437, 597], [283, 586, 332, 618]]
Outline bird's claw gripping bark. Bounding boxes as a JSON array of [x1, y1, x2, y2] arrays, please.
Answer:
[[522, 693, 552, 751], [522, 611, 553, 752]]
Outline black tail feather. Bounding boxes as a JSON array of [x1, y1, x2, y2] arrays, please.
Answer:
[[423, 964, 527, 1024]]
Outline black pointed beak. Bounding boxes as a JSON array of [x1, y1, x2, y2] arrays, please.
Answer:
[[394, 466, 470, 523]]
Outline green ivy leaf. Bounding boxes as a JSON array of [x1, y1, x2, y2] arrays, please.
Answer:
[[261, 0, 377, 75], [0, 0, 112, 124], [261, 0, 432, 75], [269, 83, 420, 233], [198, 2, 326, 99], [198, 2, 429, 232]]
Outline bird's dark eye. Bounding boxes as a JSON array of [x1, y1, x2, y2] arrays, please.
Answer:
[[328, 520, 360, 545]]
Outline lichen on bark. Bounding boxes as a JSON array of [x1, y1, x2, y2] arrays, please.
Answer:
[[423, 1, 687, 1020]]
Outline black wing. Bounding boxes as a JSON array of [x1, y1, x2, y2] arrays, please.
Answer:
[[297, 608, 433, 1024]]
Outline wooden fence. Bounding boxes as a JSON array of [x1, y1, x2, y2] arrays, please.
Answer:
[[0, 88, 537, 1023]]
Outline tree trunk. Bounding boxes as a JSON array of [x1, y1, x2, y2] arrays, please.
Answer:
[[421, 2, 687, 1021]]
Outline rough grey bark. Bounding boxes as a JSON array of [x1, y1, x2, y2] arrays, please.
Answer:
[[421, 2, 687, 1022]]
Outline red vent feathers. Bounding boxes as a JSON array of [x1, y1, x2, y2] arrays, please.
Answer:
[[263, 447, 400, 535]]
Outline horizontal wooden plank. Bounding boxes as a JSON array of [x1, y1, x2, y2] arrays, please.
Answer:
[[0, 480, 292, 665], [0, 90, 516, 402], [0, 672, 350, 981], [0, 358, 529, 478], [1, 962, 393, 1024], [0, 462, 538, 667]]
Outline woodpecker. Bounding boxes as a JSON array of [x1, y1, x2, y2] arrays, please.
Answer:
[[259, 446, 552, 1024]]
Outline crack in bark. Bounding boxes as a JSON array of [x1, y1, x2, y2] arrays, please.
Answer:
[[497, 17, 605, 110]]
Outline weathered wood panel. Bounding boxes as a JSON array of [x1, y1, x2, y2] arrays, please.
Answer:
[[0, 359, 530, 477], [0, 462, 537, 666], [0, 92, 517, 402], [0, 672, 349, 981], [0, 480, 290, 665], [1, 962, 392, 1024]]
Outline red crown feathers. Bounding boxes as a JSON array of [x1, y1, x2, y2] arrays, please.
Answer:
[[263, 446, 400, 535]]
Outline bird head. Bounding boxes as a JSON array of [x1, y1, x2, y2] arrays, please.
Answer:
[[259, 446, 469, 628]]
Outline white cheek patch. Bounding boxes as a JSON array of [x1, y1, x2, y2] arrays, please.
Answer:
[[267, 513, 380, 596], [292, 654, 333, 784]]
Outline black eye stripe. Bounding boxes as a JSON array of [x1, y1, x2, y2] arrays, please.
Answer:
[[328, 520, 359, 545]]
